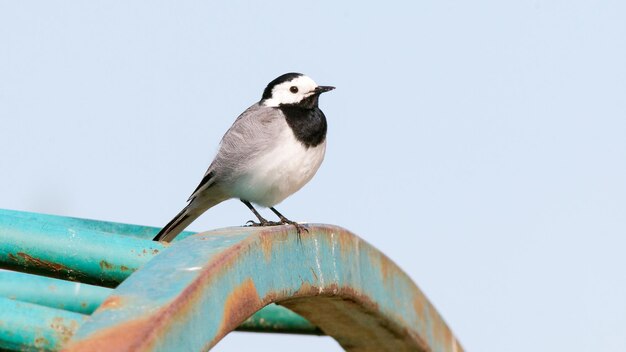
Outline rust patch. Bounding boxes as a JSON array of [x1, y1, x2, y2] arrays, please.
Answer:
[[209, 278, 262, 348], [10, 252, 71, 272], [259, 231, 275, 261], [99, 260, 113, 270], [99, 295, 123, 310], [62, 314, 157, 352], [413, 292, 427, 320], [50, 317, 79, 345], [35, 336, 48, 347], [5, 252, 95, 285], [258, 226, 290, 261], [120, 265, 130, 271], [378, 252, 397, 283]]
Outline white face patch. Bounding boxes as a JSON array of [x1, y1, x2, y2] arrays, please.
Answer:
[[262, 75, 319, 107]]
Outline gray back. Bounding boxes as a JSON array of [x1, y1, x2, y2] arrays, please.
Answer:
[[189, 103, 286, 199]]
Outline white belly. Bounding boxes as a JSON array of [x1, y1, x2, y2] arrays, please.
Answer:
[[232, 128, 326, 207]]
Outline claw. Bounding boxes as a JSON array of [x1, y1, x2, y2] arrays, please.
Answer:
[[293, 223, 308, 244], [280, 220, 308, 243]]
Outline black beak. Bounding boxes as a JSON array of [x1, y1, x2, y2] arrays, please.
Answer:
[[313, 86, 335, 94]]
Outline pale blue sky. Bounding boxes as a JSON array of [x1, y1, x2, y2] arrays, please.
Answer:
[[1, 1, 625, 351]]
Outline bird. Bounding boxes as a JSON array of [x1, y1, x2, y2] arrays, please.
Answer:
[[153, 72, 334, 242]]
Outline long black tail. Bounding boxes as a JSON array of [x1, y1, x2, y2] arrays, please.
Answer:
[[153, 203, 201, 242]]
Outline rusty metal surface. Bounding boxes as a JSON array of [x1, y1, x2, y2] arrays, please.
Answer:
[[64, 225, 463, 352], [0, 209, 168, 287]]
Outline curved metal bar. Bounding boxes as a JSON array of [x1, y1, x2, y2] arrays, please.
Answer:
[[0, 269, 319, 337], [0, 209, 319, 336], [64, 225, 463, 352]]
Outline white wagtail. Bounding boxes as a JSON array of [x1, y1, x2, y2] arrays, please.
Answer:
[[153, 73, 334, 242]]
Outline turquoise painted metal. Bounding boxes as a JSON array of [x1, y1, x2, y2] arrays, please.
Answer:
[[0, 209, 170, 287], [0, 208, 195, 241], [0, 296, 86, 351], [0, 270, 111, 314], [0, 210, 319, 342], [0, 274, 318, 350], [65, 225, 463, 351], [0, 209, 463, 351], [0, 270, 316, 334]]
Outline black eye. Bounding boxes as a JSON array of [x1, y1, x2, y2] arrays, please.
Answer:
[[289, 86, 298, 93]]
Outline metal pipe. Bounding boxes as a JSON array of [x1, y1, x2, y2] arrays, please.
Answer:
[[0, 209, 167, 287], [0, 296, 86, 352], [0, 270, 110, 314], [0, 208, 196, 241]]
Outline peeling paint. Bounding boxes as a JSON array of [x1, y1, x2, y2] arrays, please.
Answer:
[[50, 317, 78, 344], [12, 252, 70, 273], [98, 260, 113, 270]]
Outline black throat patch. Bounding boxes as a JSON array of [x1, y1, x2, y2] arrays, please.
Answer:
[[279, 95, 327, 148]]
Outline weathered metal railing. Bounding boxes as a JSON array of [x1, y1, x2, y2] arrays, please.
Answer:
[[0, 208, 463, 351]]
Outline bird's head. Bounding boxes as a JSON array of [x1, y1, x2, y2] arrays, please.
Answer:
[[261, 73, 334, 109]]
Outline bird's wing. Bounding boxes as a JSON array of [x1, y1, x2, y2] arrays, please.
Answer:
[[187, 170, 216, 201], [187, 103, 285, 201]]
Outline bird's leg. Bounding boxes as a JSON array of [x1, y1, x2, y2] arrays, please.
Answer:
[[241, 200, 279, 226], [269, 207, 309, 241]]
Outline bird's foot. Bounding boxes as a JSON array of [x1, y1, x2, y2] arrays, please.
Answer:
[[245, 218, 308, 242], [267, 207, 309, 242], [245, 219, 281, 227], [277, 218, 309, 243]]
